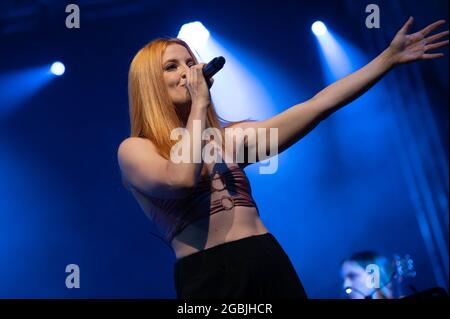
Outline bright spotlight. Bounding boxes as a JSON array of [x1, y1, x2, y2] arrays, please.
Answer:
[[312, 21, 327, 36], [177, 21, 210, 50], [345, 287, 352, 294], [50, 62, 65, 76]]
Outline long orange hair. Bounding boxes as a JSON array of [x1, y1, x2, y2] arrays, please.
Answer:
[[128, 37, 242, 160]]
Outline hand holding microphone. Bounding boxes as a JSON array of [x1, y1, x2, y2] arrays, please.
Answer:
[[186, 56, 226, 109]]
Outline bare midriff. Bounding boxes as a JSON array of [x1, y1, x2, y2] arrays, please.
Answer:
[[130, 185, 269, 260], [170, 206, 269, 260]]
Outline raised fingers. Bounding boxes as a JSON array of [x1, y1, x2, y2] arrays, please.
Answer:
[[425, 40, 449, 51], [419, 19, 446, 36], [426, 30, 449, 44], [399, 16, 414, 34], [421, 53, 444, 60]]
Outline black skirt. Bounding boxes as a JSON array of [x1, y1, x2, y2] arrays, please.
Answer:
[[174, 233, 308, 299]]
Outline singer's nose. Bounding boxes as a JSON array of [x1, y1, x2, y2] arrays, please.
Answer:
[[179, 64, 189, 79]]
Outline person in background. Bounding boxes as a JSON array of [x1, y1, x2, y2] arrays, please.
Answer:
[[340, 251, 396, 299]]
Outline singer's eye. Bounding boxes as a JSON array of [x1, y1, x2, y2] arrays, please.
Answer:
[[165, 64, 176, 71]]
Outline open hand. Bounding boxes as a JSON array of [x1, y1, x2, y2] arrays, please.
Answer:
[[388, 17, 449, 65]]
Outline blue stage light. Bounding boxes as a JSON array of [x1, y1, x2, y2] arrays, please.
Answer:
[[312, 21, 327, 36], [177, 21, 210, 50], [50, 62, 65, 76]]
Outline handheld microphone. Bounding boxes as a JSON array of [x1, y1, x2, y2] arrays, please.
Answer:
[[202, 56, 226, 87]]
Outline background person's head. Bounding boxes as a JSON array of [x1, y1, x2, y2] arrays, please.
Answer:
[[340, 251, 395, 299], [127, 37, 224, 159]]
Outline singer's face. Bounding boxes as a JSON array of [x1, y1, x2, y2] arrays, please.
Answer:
[[340, 261, 373, 299], [162, 44, 195, 108]]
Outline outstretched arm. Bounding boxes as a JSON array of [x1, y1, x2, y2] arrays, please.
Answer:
[[231, 17, 448, 161]]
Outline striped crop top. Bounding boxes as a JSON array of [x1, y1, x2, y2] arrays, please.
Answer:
[[145, 163, 259, 243]]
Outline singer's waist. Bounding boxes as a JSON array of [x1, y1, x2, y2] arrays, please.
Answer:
[[171, 207, 269, 260]]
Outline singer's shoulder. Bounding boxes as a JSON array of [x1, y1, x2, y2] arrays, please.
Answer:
[[118, 137, 157, 158]]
